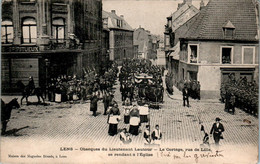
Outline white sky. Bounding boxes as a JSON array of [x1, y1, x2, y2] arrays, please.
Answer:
[[103, 0, 208, 36]]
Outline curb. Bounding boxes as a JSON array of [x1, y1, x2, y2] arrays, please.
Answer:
[[165, 89, 221, 104]]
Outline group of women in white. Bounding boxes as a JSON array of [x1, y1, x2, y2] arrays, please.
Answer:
[[107, 99, 162, 144]]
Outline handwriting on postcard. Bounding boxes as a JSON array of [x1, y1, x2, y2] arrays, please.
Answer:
[[7, 146, 224, 163]]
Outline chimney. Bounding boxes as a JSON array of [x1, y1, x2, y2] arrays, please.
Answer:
[[120, 15, 124, 19], [111, 10, 116, 14], [184, 0, 192, 5], [200, 0, 205, 9]]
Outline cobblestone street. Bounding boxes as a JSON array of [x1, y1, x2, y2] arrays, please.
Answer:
[[1, 73, 258, 147], [1, 56, 258, 163], [1, 72, 258, 163]]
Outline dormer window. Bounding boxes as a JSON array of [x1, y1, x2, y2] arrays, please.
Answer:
[[117, 19, 122, 28], [223, 20, 235, 39]]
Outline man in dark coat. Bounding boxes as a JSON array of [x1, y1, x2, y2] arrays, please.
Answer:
[[90, 93, 98, 117], [103, 91, 110, 115], [229, 93, 236, 114], [28, 76, 35, 95], [196, 81, 201, 100], [210, 117, 225, 146], [224, 91, 231, 112], [182, 85, 190, 107]]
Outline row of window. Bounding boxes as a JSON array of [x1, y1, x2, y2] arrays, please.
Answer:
[[2, 17, 65, 44], [187, 44, 256, 65]]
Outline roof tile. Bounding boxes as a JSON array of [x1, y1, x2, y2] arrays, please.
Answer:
[[182, 0, 258, 41]]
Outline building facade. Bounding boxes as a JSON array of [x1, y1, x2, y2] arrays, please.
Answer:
[[169, 0, 259, 99], [1, 0, 102, 93], [134, 27, 159, 59], [101, 23, 110, 73], [164, 0, 199, 69], [102, 10, 134, 64], [133, 45, 139, 59]]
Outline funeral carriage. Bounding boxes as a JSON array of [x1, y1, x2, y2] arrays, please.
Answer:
[[134, 73, 163, 109]]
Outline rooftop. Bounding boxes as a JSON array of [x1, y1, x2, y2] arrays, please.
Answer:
[[102, 10, 133, 31], [180, 0, 258, 41]]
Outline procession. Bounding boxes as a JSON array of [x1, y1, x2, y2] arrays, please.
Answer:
[[0, 0, 259, 163], [1, 55, 258, 148]]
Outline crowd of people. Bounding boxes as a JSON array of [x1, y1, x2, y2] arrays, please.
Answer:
[[165, 72, 201, 101], [179, 80, 201, 100], [107, 59, 163, 144], [23, 59, 163, 144], [115, 98, 162, 144], [165, 72, 174, 95], [119, 59, 164, 104], [220, 74, 258, 115], [46, 63, 118, 103]]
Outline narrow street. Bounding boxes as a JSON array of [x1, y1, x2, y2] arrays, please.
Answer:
[[1, 68, 258, 163], [1, 0, 258, 163], [1, 70, 257, 147], [1, 50, 258, 163]]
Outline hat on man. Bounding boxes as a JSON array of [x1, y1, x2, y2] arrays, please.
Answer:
[[216, 117, 221, 121]]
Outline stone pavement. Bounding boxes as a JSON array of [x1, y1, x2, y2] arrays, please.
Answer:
[[1, 75, 258, 149]]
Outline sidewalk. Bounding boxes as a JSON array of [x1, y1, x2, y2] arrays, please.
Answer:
[[165, 85, 220, 104], [162, 70, 220, 104]]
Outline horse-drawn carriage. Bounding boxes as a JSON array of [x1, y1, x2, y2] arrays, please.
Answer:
[[134, 73, 164, 109]]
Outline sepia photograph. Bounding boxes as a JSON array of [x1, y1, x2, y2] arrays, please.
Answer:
[[0, 0, 259, 163]]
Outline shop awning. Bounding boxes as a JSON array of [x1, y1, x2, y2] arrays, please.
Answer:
[[169, 42, 180, 60]]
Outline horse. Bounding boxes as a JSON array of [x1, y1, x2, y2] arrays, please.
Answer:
[[16, 80, 45, 105], [145, 85, 164, 103], [1, 98, 20, 135]]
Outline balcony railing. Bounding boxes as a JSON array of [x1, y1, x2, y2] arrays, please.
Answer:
[[44, 39, 82, 51]]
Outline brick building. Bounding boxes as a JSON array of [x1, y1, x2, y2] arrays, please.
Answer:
[[1, 0, 103, 93], [102, 10, 134, 64], [168, 0, 259, 99]]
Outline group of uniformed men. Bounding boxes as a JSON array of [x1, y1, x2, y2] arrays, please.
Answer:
[[220, 74, 258, 115], [46, 63, 118, 103], [165, 72, 201, 101], [176, 79, 201, 100]]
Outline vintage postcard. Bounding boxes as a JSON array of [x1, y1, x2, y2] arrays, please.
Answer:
[[1, 0, 259, 163]]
